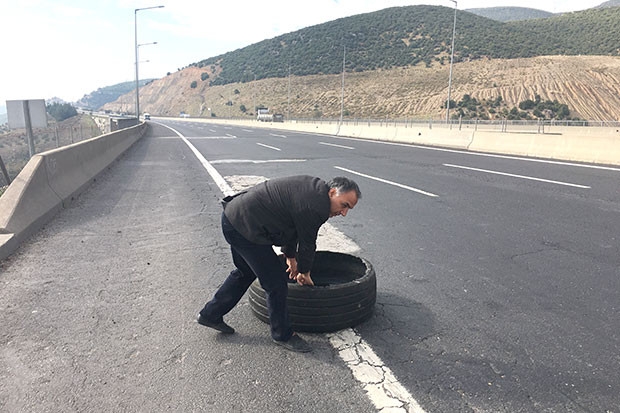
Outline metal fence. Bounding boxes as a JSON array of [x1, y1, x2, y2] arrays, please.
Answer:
[[218, 114, 620, 130], [0, 118, 104, 188]]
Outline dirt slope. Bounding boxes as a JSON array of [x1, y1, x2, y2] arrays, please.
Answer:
[[103, 55, 620, 121]]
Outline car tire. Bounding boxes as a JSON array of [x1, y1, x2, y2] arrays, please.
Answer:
[[248, 251, 376, 333]]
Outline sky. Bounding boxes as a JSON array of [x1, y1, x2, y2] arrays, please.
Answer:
[[0, 0, 609, 111]]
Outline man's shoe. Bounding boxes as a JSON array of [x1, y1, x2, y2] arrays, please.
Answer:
[[197, 315, 235, 334], [273, 333, 312, 353]]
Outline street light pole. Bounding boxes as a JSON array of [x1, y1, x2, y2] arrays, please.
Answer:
[[340, 45, 346, 125], [446, 0, 457, 125], [135, 5, 164, 120]]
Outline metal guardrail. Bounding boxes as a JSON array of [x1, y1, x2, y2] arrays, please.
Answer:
[[202, 115, 620, 130]]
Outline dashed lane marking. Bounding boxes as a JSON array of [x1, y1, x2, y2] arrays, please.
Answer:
[[444, 163, 591, 189], [320, 141, 355, 150], [335, 166, 439, 198], [210, 159, 306, 164], [257, 142, 281, 151]]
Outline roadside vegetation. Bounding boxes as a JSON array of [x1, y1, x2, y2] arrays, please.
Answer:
[[445, 95, 575, 120], [190, 6, 620, 86], [0, 113, 102, 192]]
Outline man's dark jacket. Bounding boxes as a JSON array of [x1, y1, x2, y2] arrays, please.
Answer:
[[223, 175, 330, 273]]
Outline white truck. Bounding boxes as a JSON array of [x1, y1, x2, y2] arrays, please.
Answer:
[[257, 108, 273, 122]]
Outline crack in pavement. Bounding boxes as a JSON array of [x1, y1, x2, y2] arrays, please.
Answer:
[[328, 329, 427, 413]]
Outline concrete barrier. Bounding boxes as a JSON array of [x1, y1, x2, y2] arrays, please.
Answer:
[[0, 123, 147, 261], [167, 116, 620, 166], [468, 127, 620, 165]]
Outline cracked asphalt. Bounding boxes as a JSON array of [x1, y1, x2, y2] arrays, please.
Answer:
[[2, 119, 620, 412], [0, 124, 376, 413]]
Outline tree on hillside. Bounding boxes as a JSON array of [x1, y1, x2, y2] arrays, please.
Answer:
[[46, 102, 77, 122]]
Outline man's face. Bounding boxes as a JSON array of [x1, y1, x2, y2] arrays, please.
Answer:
[[328, 188, 358, 218]]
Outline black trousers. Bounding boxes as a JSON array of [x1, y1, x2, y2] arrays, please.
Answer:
[[200, 212, 293, 341]]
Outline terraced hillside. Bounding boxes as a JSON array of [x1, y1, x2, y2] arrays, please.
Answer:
[[104, 55, 620, 121]]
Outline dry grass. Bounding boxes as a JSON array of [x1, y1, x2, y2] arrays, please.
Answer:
[[0, 115, 102, 185], [105, 55, 620, 121]]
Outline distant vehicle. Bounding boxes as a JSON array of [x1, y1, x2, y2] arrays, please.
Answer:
[[180, 112, 190, 118], [273, 113, 284, 122], [257, 108, 273, 122], [144, 113, 151, 120]]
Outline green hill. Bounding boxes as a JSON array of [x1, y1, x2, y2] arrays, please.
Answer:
[[466, 7, 553, 22], [595, 0, 620, 8], [190, 5, 620, 86], [75, 79, 155, 110]]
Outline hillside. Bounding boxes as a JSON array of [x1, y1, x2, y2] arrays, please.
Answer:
[[102, 5, 620, 122], [75, 79, 155, 110], [596, 0, 620, 8], [188, 5, 620, 87], [466, 7, 553, 22], [103, 55, 620, 121]]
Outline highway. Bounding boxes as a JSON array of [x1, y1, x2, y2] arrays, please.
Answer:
[[1, 119, 618, 412]]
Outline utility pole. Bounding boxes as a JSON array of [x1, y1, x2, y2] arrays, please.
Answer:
[[134, 5, 164, 120], [287, 65, 291, 121], [446, 0, 458, 124], [340, 45, 346, 124]]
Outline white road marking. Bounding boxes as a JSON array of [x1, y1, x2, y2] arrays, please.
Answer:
[[269, 133, 287, 138], [335, 166, 438, 198], [226, 177, 425, 413], [159, 123, 428, 412], [320, 141, 355, 150], [226, 134, 236, 138], [257, 143, 281, 151], [186, 136, 236, 140], [209, 129, 217, 133], [444, 163, 591, 189], [329, 330, 427, 413], [159, 123, 234, 196], [211, 159, 306, 164], [330, 135, 620, 172], [242, 129, 254, 132]]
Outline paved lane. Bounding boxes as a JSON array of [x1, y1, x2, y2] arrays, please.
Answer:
[[2, 118, 618, 412], [159, 119, 620, 412]]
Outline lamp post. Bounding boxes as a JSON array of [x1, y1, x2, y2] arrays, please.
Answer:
[[340, 45, 346, 125], [446, 0, 457, 125], [134, 5, 164, 119]]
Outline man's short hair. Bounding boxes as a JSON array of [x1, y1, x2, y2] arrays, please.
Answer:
[[328, 177, 362, 199]]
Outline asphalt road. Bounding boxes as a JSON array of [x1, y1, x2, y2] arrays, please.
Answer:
[[1, 119, 619, 412]]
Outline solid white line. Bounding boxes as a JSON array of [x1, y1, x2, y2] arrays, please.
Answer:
[[227, 175, 427, 413], [320, 141, 355, 150], [335, 166, 438, 197], [444, 164, 591, 189], [158, 123, 234, 196], [211, 159, 306, 164], [329, 330, 427, 412], [149, 127, 429, 412], [257, 143, 281, 151]]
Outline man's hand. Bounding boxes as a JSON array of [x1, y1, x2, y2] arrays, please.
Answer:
[[286, 257, 298, 280], [295, 271, 314, 286]]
